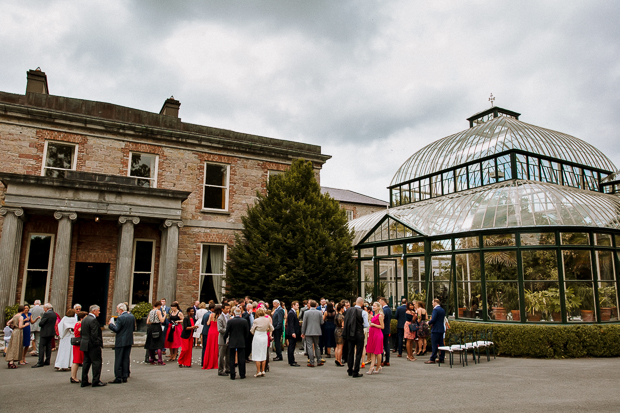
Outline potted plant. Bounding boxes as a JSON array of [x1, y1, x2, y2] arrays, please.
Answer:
[[524, 289, 545, 321], [545, 288, 562, 322], [489, 288, 507, 320], [130, 301, 152, 332], [598, 286, 616, 321], [576, 285, 595, 322], [502, 283, 520, 321]]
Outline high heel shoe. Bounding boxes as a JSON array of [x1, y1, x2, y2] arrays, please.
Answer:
[[70, 377, 80, 383], [8, 363, 16, 369], [157, 360, 166, 365], [365, 369, 375, 375], [374, 366, 383, 374]]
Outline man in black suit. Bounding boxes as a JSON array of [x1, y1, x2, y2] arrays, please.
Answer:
[[379, 297, 393, 366], [286, 301, 301, 367], [80, 304, 106, 387], [223, 307, 249, 380], [425, 298, 446, 364], [343, 297, 365, 378], [32, 303, 56, 368], [108, 303, 135, 384], [393, 298, 407, 357], [241, 303, 254, 363], [271, 300, 285, 361]]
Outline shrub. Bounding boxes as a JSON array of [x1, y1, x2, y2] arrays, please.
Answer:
[[446, 320, 620, 358], [130, 302, 152, 319], [4, 304, 20, 321]]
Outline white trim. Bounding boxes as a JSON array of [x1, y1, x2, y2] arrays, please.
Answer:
[[127, 151, 159, 188], [202, 162, 230, 212], [20, 233, 55, 305], [129, 238, 156, 305], [41, 140, 78, 177], [198, 243, 227, 298]]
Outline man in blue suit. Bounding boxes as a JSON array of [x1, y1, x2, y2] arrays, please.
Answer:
[[425, 298, 446, 364], [272, 300, 285, 361], [108, 303, 136, 383], [379, 297, 392, 366], [200, 303, 213, 365], [393, 298, 407, 357]]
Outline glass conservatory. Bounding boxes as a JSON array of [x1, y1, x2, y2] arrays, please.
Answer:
[[349, 107, 620, 324]]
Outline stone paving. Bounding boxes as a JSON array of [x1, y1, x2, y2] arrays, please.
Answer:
[[2, 344, 620, 412]]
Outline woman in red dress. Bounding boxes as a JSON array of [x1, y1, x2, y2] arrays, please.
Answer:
[[165, 303, 183, 361], [202, 305, 222, 370], [70, 311, 86, 383], [178, 308, 198, 367]]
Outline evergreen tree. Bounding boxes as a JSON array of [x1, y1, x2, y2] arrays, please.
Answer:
[[225, 159, 356, 303]]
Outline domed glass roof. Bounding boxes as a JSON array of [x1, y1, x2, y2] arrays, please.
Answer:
[[391, 114, 617, 186], [350, 180, 620, 245]]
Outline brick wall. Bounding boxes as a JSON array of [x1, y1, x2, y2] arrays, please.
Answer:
[[340, 202, 387, 220]]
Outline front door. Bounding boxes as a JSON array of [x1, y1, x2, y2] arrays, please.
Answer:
[[72, 262, 110, 325], [376, 258, 398, 307]]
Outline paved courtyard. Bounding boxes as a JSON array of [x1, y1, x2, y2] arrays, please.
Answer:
[[1, 345, 619, 412]]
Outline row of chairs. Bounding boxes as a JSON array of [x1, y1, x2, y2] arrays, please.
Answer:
[[437, 329, 495, 368]]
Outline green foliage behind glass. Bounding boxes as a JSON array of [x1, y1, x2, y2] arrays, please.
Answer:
[[130, 302, 152, 319]]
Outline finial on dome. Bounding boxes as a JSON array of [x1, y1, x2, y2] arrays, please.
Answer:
[[489, 93, 495, 107]]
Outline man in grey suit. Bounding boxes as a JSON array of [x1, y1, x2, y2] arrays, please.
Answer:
[[108, 303, 135, 384], [301, 300, 324, 367], [217, 303, 231, 376]]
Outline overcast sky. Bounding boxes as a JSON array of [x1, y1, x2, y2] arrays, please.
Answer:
[[2, 1, 619, 201]]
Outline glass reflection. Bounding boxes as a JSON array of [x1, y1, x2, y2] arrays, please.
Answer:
[[455, 253, 481, 319], [561, 232, 589, 245], [407, 257, 426, 304], [520, 232, 556, 246]]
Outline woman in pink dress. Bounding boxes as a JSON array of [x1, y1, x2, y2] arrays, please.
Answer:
[[202, 305, 222, 370], [365, 302, 384, 375]]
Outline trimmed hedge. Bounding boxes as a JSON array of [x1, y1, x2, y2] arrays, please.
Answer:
[[446, 320, 620, 358]]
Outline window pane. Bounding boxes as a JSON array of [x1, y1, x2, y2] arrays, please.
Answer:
[[484, 251, 517, 281], [361, 261, 374, 301], [583, 169, 598, 191], [24, 270, 47, 305], [131, 273, 151, 304], [456, 167, 467, 191], [487, 282, 519, 321], [482, 159, 495, 185], [528, 156, 540, 181], [134, 241, 153, 272], [615, 235, 620, 247], [27, 235, 52, 270], [411, 180, 420, 202], [516, 154, 527, 179], [443, 170, 454, 195], [522, 249, 558, 281], [496, 154, 511, 182], [419, 178, 430, 200], [562, 250, 592, 280], [524, 282, 561, 322], [597, 250, 615, 281], [45, 142, 75, 170], [406, 242, 424, 253], [520, 232, 556, 246], [431, 239, 451, 252], [595, 233, 612, 247], [376, 246, 388, 256], [431, 255, 451, 311], [457, 282, 482, 319], [360, 248, 373, 257], [483, 233, 516, 247], [455, 236, 479, 249], [391, 244, 403, 255], [540, 159, 559, 185], [205, 164, 227, 186], [203, 186, 225, 209], [431, 174, 441, 197], [598, 282, 618, 321], [455, 253, 481, 281], [565, 282, 595, 322], [469, 163, 481, 187], [130, 153, 156, 180], [561, 232, 589, 245], [563, 165, 582, 189]]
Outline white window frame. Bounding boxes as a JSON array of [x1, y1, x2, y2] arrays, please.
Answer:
[[199, 243, 227, 299], [41, 141, 78, 177], [20, 233, 55, 304], [202, 162, 230, 212], [127, 151, 159, 188], [268, 170, 284, 181], [129, 239, 156, 305], [346, 210, 354, 221]]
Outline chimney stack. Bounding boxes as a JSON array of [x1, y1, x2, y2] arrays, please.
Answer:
[[159, 96, 181, 118], [26, 68, 49, 95]]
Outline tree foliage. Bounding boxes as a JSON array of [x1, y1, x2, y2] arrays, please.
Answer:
[[225, 159, 356, 303]]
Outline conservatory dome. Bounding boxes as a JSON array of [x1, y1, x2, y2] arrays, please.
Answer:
[[391, 107, 617, 186]]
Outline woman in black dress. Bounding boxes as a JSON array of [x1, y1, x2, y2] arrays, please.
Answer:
[[333, 303, 346, 366], [144, 300, 166, 365], [322, 302, 336, 358]]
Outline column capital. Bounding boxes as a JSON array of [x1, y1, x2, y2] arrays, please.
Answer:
[[163, 219, 184, 228], [0, 207, 25, 220], [54, 211, 77, 221], [119, 216, 140, 225]]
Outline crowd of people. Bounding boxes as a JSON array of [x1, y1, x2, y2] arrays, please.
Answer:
[[4, 294, 449, 382]]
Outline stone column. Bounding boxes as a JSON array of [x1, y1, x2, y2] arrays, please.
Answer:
[[0, 207, 25, 325], [157, 219, 183, 302], [112, 216, 140, 307], [49, 211, 77, 316]]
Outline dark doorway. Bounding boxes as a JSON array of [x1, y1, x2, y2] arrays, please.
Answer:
[[199, 275, 218, 304], [73, 263, 110, 325]]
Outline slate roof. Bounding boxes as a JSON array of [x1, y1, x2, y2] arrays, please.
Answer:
[[321, 186, 388, 207]]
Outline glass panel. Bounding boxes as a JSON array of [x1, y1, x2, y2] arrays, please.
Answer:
[[411, 180, 420, 202], [487, 282, 519, 321], [24, 270, 47, 305], [377, 261, 398, 304], [455, 253, 481, 282], [380, 221, 389, 241], [483, 233, 516, 247], [561, 232, 589, 245], [205, 164, 227, 186], [516, 154, 527, 179], [583, 169, 598, 191], [540, 159, 559, 185], [484, 251, 517, 281], [496, 154, 511, 182], [520, 232, 556, 246], [456, 282, 482, 319], [406, 257, 426, 303], [376, 246, 388, 256], [456, 167, 468, 191], [431, 255, 452, 312], [431, 174, 441, 197], [597, 282, 618, 321], [45, 142, 75, 171], [522, 249, 558, 281], [563, 165, 582, 189], [389, 219, 397, 239], [133, 241, 153, 272], [597, 250, 615, 281], [401, 184, 411, 205], [469, 163, 481, 188], [616, 235, 620, 247], [392, 189, 401, 206], [27, 235, 52, 270], [391, 244, 403, 255], [443, 170, 454, 195], [595, 233, 612, 247], [562, 250, 593, 280], [482, 159, 495, 185], [360, 248, 373, 257], [361, 261, 374, 302], [130, 153, 157, 187], [566, 282, 595, 322], [455, 236, 479, 250], [406, 242, 424, 254], [524, 282, 561, 322], [431, 239, 451, 252], [419, 178, 430, 200], [203, 186, 226, 209], [131, 272, 151, 304], [528, 156, 540, 181]]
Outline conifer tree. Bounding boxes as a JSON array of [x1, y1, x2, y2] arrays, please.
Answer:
[[225, 159, 356, 303]]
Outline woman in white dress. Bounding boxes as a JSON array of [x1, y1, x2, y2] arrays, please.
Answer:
[[54, 309, 76, 370], [250, 308, 274, 377], [193, 302, 208, 346]]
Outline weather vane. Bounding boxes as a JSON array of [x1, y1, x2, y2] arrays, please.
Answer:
[[489, 93, 495, 107]]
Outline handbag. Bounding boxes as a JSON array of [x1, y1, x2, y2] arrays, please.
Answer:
[[152, 329, 161, 339], [71, 336, 81, 346], [408, 322, 418, 333]]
